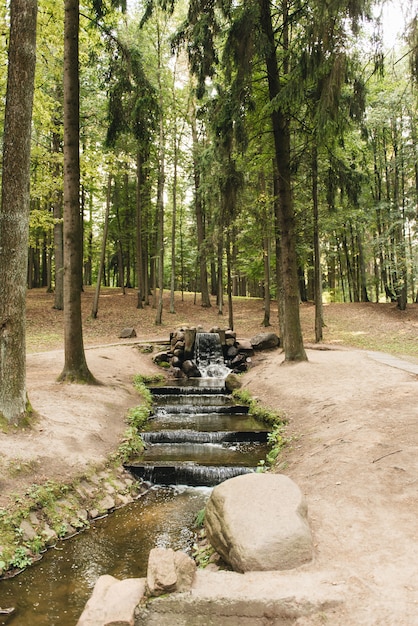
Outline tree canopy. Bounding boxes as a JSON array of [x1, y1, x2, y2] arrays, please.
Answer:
[[1, 0, 418, 377]]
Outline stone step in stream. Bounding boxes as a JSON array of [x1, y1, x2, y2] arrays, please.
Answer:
[[125, 380, 270, 487]]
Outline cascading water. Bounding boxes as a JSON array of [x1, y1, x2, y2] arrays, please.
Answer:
[[125, 339, 270, 487], [0, 332, 271, 625], [194, 332, 230, 378]]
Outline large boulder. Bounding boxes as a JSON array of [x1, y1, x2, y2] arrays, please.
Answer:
[[76, 574, 145, 626], [250, 332, 280, 350], [205, 473, 312, 573]]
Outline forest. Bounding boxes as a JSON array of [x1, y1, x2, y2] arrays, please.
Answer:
[[2, 0, 417, 307], [0, 0, 417, 421]]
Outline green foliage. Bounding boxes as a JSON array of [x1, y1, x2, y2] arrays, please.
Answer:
[[117, 426, 145, 463], [133, 373, 165, 385], [25, 481, 69, 508], [232, 389, 287, 428], [232, 388, 288, 467], [126, 404, 151, 430], [192, 542, 215, 568], [10, 547, 33, 570], [113, 371, 163, 462], [194, 508, 205, 528]]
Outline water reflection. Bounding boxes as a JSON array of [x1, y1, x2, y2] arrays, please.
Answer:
[[0, 485, 210, 626]]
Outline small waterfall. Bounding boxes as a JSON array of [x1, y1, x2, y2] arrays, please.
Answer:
[[125, 377, 269, 488], [127, 464, 254, 487], [142, 430, 269, 444], [194, 332, 230, 378]]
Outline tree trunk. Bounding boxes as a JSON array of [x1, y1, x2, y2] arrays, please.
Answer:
[[260, 0, 306, 362], [312, 144, 323, 342], [58, 0, 95, 383], [155, 116, 165, 326], [170, 135, 178, 314], [136, 150, 144, 309], [0, 0, 37, 423], [273, 160, 285, 340], [226, 229, 233, 331], [217, 233, 224, 315], [52, 127, 64, 309], [92, 175, 111, 318], [191, 111, 211, 307]]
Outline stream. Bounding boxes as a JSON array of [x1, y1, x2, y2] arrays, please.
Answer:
[[0, 486, 209, 626], [0, 333, 268, 625]]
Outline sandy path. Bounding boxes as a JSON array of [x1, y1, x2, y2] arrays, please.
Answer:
[[243, 346, 418, 624]]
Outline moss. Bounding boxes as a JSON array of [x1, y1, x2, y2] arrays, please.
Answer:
[[232, 388, 288, 467]]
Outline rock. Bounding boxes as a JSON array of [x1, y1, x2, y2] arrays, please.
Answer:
[[97, 494, 115, 513], [173, 550, 197, 592], [224, 373, 242, 391], [184, 328, 196, 359], [41, 524, 58, 547], [137, 343, 153, 353], [76, 574, 145, 626], [146, 548, 196, 597], [171, 356, 182, 369], [235, 339, 254, 353], [19, 520, 37, 542], [250, 332, 280, 350], [230, 353, 247, 366], [119, 327, 137, 338], [153, 351, 171, 366], [181, 360, 201, 378], [29, 511, 40, 526], [205, 473, 313, 573], [171, 367, 185, 379], [146, 548, 177, 596]]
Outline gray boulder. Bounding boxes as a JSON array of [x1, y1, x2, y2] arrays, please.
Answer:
[[205, 473, 312, 573], [119, 327, 137, 338], [181, 359, 201, 378], [250, 332, 280, 350]]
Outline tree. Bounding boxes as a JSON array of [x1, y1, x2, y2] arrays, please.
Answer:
[[58, 0, 95, 383], [258, 0, 307, 361], [0, 0, 38, 423]]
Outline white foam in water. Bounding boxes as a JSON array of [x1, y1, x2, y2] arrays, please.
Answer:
[[194, 332, 230, 379]]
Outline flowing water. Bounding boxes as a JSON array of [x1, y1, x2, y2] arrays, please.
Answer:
[[0, 486, 209, 626], [0, 335, 269, 625]]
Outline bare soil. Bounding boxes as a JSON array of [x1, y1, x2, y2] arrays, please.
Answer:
[[2, 287, 418, 624]]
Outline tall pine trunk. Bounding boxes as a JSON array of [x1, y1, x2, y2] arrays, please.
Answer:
[[191, 111, 211, 307], [312, 144, 324, 342], [58, 0, 95, 383], [0, 0, 37, 423], [260, 0, 306, 362]]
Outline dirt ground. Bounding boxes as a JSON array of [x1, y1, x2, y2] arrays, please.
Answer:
[[1, 288, 418, 624]]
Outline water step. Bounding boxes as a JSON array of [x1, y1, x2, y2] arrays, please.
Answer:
[[156, 394, 235, 407], [147, 412, 265, 432], [140, 442, 267, 466], [149, 385, 230, 395], [142, 430, 269, 444], [154, 404, 250, 414], [125, 463, 255, 487]]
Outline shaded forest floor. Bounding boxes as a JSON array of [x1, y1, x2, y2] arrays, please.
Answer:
[[25, 286, 418, 359], [2, 287, 418, 623]]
